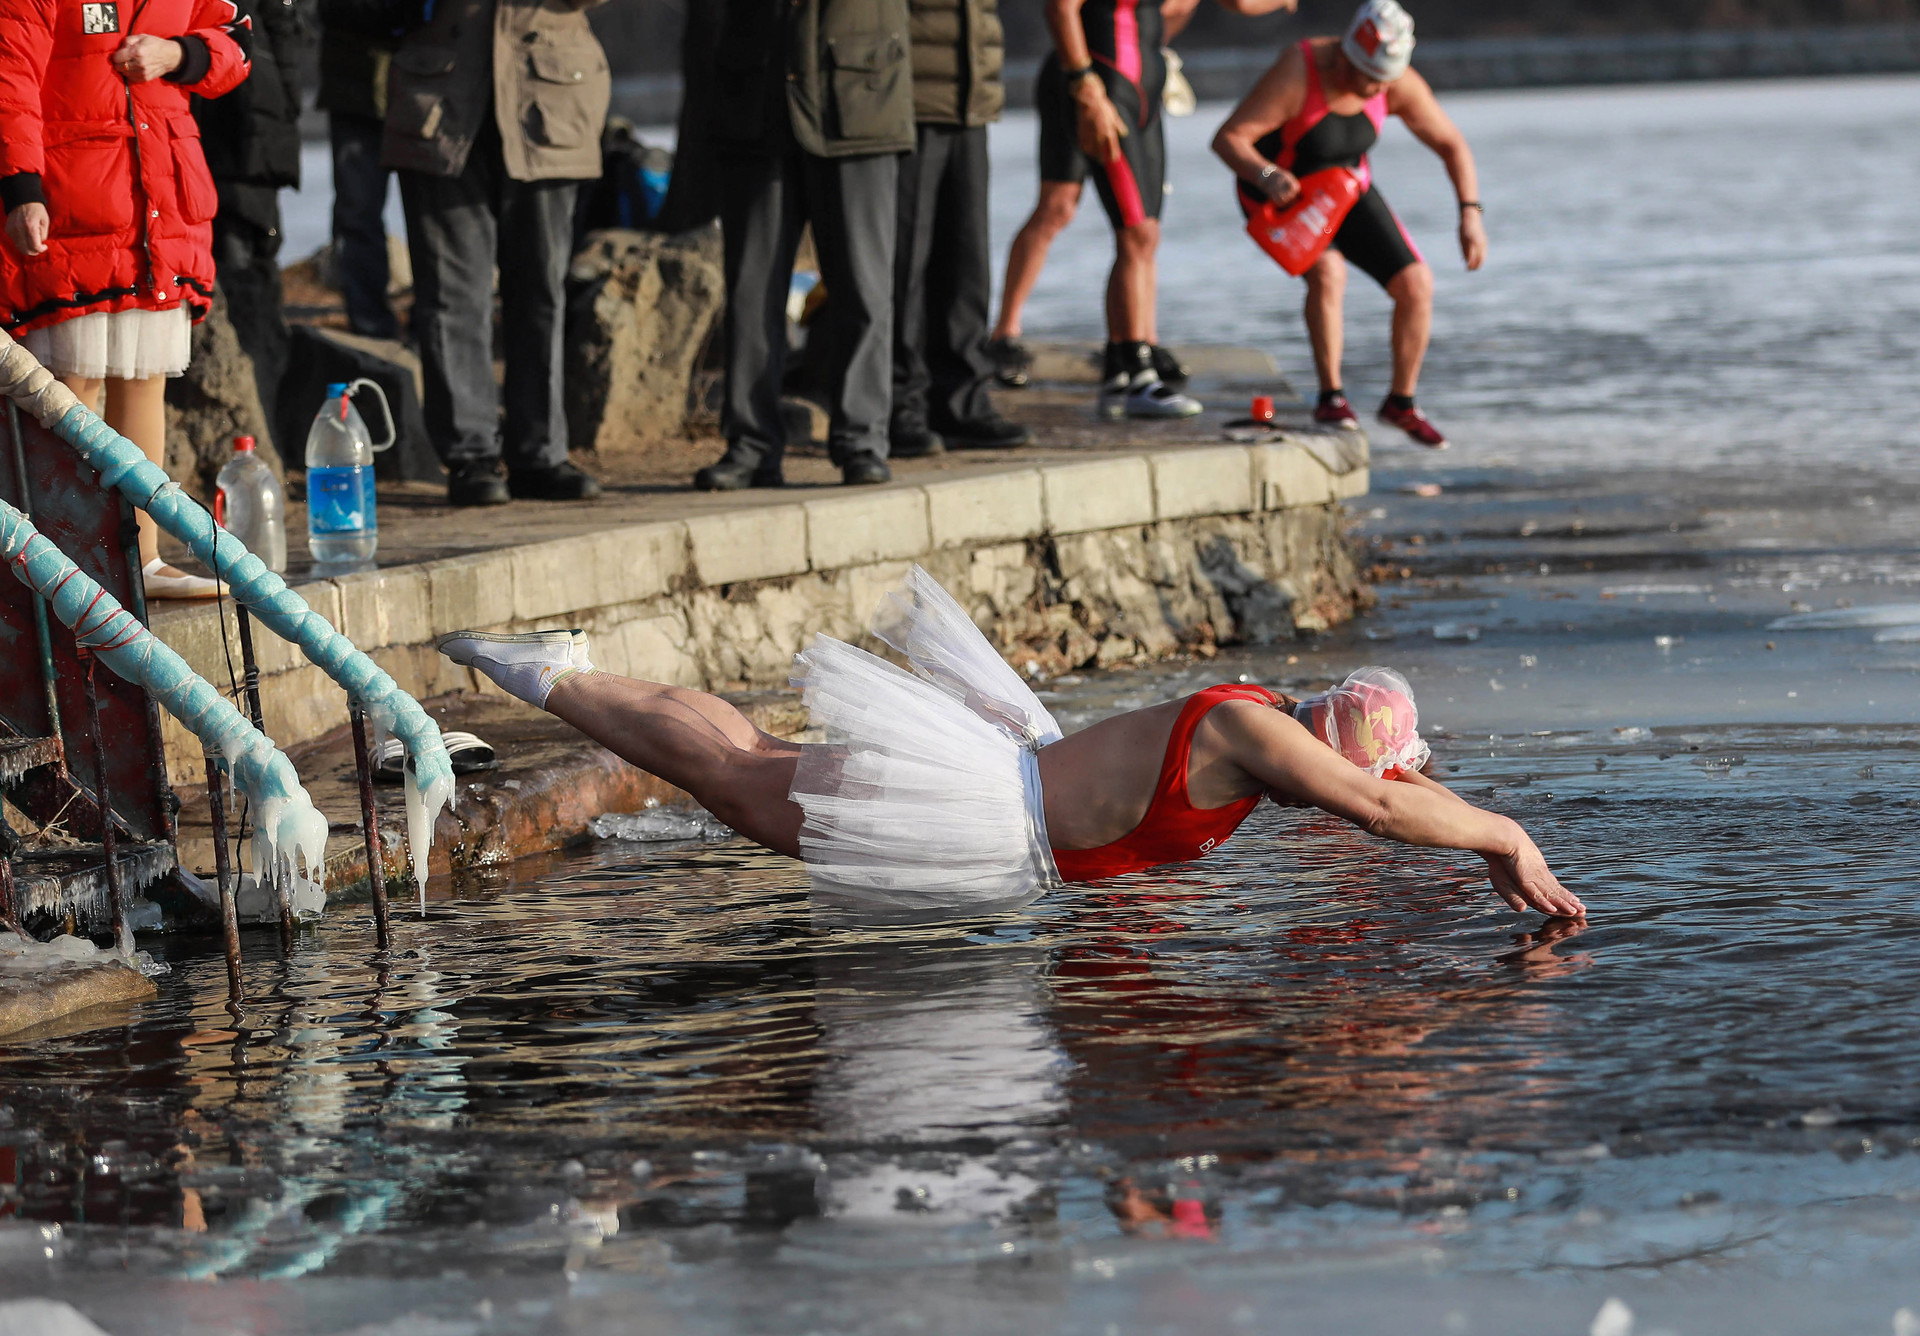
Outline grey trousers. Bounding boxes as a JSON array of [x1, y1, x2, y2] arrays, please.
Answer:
[[719, 141, 897, 465], [892, 122, 995, 432], [398, 119, 577, 472]]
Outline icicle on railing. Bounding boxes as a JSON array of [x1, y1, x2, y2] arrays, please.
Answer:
[[0, 329, 453, 897], [0, 498, 327, 920]]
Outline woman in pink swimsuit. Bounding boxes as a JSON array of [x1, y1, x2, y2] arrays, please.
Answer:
[[1212, 0, 1484, 449]]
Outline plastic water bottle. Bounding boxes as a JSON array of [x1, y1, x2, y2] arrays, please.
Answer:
[[305, 380, 393, 565], [214, 435, 287, 572]]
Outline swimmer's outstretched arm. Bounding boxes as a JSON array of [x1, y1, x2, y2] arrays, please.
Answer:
[[1221, 704, 1585, 918]]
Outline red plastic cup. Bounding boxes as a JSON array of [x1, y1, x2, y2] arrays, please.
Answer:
[[1250, 395, 1275, 423]]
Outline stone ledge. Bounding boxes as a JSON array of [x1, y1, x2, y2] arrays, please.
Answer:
[[804, 489, 931, 570], [147, 436, 1368, 786], [1040, 456, 1157, 534]]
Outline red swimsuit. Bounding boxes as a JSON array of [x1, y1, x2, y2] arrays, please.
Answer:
[[1051, 684, 1280, 882]]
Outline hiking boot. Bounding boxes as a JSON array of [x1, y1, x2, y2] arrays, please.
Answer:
[[936, 413, 1033, 449], [987, 336, 1034, 388], [508, 459, 603, 501], [694, 444, 784, 491], [841, 453, 892, 486], [1150, 344, 1191, 387], [1377, 396, 1449, 449], [1313, 392, 1361, 430], [448, 459, 511, 507]]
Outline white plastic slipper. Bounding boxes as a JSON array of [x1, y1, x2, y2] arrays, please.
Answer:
[[142, 557, 220, 600]]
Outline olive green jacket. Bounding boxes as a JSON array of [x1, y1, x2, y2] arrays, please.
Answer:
[[713, 0, 915, 159], [908, 0, 1004, 127], [381, 0, 611, 181]]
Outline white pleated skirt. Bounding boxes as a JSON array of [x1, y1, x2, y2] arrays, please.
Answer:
[[789, 566, 1066, 911], [20, 306, 191, 380]]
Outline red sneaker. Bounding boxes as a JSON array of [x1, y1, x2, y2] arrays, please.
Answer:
[[1313, 393, 1360, 429], [1377, 397, 1449, 449]]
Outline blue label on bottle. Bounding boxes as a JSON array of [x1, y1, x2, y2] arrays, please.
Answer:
[[307, 465, 377, 535]]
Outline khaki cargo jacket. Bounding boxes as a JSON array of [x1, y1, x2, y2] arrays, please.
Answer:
[[382, 0, 610, 181]]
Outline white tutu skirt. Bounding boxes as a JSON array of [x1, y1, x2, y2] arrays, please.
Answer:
[[790, 566, 1066, 910], [20, 306, 191, 380]]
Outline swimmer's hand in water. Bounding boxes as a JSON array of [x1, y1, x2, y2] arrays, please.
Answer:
[[1483, 827, 1584, 919]]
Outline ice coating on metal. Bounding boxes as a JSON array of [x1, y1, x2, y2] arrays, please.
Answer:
[[0, 500, 328, 915], [0, 329, 453, 878]]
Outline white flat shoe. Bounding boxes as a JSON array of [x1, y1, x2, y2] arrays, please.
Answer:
[[142, 557, 220, 600]]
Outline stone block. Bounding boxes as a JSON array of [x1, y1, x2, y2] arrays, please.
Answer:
[[1149, 446, 1255, 520], [804, 490, 930, 571], [511, 523, 685, 623], [924, 471, 1045, 548], [1331, 465, 1371, 501], [425, 549, 517, 633], [686, 504, 809, 587], [615, 613, 702, 686], [1041, 456, 1156, 535], [564, 225, 726, 449], [330, 566, 432, 651], [1253, 443, 1336, 510]]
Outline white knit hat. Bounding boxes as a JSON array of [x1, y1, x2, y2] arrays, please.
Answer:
[[1342, 0, 1416, 82]]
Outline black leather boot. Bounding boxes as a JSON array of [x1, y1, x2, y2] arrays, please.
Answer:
[[694, 443, 784, 491]]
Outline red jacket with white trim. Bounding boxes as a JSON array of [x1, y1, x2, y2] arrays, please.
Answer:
[[0, 0, 251, 335]]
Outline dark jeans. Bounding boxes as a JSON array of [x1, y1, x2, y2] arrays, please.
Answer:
[[398, 120, 577, 472], [892, 122, 994, 433], [719, 140, 896, 466], [328, 111, 398, 340], [211, 198, 289, 449]]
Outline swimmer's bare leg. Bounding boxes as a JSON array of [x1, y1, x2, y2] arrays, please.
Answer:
[[544, 674, 805, 858], [1385, 261, 1433, 397]]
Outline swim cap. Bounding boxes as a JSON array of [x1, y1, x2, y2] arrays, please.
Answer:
[[1292, 666, 1430, 777], [1342, 0, 1416, 83]]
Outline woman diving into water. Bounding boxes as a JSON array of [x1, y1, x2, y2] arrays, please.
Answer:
[[436, 567, 1582, 918]]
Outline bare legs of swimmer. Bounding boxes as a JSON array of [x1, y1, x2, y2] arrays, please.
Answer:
[[1302, 251, 1434, 397], [992, 181, 1163, 349]]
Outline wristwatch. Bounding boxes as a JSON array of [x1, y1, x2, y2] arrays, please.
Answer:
[[1062, 63, 1096, 87]]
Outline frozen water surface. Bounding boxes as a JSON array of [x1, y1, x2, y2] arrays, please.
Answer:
[[8, 79, 1920, 1333]]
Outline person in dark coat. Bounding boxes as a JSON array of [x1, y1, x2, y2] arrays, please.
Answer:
[[888, 0, 1031, 459], [193, 0, 308, 437], [316, 0, 399, 339], [692, 0, 915, 492]]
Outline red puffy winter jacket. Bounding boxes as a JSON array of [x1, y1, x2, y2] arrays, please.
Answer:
[[0, 0, 251, 334]]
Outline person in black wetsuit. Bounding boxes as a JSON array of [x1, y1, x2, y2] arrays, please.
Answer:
[[1213, 0, 1482, 448], [995, 0, 1296, 421]]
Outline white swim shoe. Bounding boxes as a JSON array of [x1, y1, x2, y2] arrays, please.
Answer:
[[1099, 370, 1203, 421], [436, 628, 590, 708]]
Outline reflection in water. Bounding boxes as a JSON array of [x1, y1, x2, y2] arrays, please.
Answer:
[[0, 723, 1917, 1328]]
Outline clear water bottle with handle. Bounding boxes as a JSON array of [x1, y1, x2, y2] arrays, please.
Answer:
[[305, 378, 395, 565], [214, 435, 288, 572]]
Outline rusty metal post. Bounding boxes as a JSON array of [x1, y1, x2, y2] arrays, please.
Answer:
[[0, 855, 23, 939], [349, 706, 391, 949], [78, 650, 130, 954], [8, 399, 64, 770], [204, 754, 243, 1000], [235, 606, 265, 733]]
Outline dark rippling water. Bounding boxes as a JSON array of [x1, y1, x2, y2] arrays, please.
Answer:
[[3, 706, 1919, 1332]]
